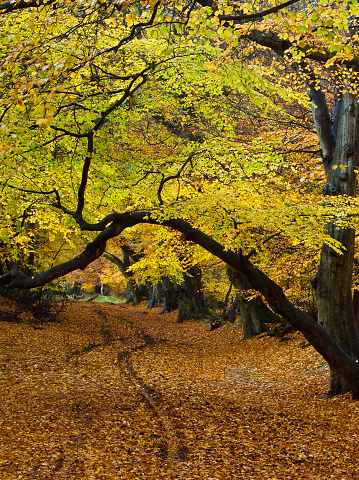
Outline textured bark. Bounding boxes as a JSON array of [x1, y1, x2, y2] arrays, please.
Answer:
[[147, 277, 179, 312], [162, 278, 178, 313], [177, 266, 206, 323], [228, 268, 284, 339], [147, 282, 163, 309], [353, 289, 359, 330], [235, 30, 359, 394], [125, 280, 141, 306], [223, 294, 239, 322], [315, 93, 359, 396]]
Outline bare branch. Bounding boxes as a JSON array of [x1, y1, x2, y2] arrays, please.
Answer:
[[0, 0, 57, 14], [244, 30, 359, 69], [103, 251, 129, 277], [157, 151, 202, 205], [95, 0, 162, 58], [245, 232, 281, 260], [219, 0, 301, 23], [0, 105, 11, 122], [5, 183, 74, 216], [76, 133, 94, 220]]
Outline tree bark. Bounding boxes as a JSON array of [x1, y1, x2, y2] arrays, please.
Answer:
[[315, 92, 359, 396], [147, 282, 163, 309], [177, 265, 206, 323], [147, 277, 179, 312], [228, 268, 284, 339], [125, 279, 141, 306], [162, 277, 178, 313]]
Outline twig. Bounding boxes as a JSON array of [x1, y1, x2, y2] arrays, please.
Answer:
[[157, 151, 202, 205], [245, 232, 281, 260]]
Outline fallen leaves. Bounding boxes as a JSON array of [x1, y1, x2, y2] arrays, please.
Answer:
[[0, 300, 358, 479]]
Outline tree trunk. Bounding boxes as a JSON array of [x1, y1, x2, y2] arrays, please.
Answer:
[[125, 279, 141, 306], [228, 268, 283, 339], [222, 282, 237, 321], [162, 277, 178, 313], [315, 92, 359, 396], [138, 283, 149, 298], [353, 289, 359, 330], [224, 294, 239, 322], [177, 265, 206, 323], [103, 250, 147, 306], [147, 281, 163, 309]]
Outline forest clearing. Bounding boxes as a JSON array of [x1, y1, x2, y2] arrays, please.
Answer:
[[1, 298, 358, 480]]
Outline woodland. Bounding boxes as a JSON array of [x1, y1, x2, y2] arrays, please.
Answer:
[[1, 0, 359, 477]]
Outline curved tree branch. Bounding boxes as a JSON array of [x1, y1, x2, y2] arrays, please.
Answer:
[[219, 0, 301, 23], [1, 210, 359, 395], [103, 251, 129, 277], [244, 30, 359, 69], [157, 151, 202, 205], [195, 0, 301, 21], [76, 133, 94, 221], [0, 0, 57, 14]]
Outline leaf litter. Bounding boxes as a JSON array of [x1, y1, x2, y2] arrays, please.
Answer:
[[0, 299, 358, 479]]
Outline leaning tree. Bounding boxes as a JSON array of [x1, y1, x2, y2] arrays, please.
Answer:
[[1, 0, 359, 397]]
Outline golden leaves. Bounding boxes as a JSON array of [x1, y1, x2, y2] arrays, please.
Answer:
[[332, 164, 347, 171]]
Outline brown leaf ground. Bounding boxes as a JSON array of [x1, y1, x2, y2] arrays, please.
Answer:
[[0, 299, 358, 480]]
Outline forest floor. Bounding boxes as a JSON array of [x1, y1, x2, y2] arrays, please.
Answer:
[[0, 298, 358, 480]]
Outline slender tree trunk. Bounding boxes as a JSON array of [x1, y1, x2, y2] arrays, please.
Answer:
[[315, 93, 359, 396], [147, 282, 163, 308]]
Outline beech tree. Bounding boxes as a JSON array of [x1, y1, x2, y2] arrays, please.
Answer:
[[1, 0, 359, 397]]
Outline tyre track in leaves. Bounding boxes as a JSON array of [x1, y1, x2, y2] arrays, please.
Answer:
[[69, 306, 187, 468], [117, 325, 188, 467]]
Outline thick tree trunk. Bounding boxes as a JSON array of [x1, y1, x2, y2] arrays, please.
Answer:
[[138, 283, 149, 298], [162, 277, 178, 313], [228, 268, 283, 339], [315, 93, 359, 396], [239, 294, 271, 339], [177, 265, 205, 323], [353, 289, 359, 330], [125, 279, 141, 306], [147, 277, 179, 311]]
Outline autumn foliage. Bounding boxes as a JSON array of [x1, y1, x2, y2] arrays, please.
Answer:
[[0, 299, 358, 479]]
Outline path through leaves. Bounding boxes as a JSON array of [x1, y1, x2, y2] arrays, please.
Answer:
[[0, 300, 358, 479]]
